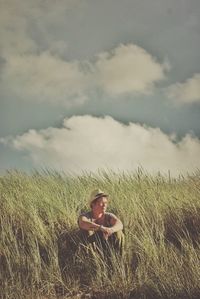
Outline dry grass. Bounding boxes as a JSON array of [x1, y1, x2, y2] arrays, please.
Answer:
[[0, 169, 200, 298]]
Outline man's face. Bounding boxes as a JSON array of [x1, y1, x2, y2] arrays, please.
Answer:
[[92, 196, 108, 214]]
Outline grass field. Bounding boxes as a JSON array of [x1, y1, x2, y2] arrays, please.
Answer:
[[0, 169, 200, 299]]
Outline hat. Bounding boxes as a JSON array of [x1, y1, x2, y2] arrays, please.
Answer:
[[89, 189, 109, 207]]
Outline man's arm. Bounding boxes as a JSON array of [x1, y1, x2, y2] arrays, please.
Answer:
[[78, 215, 101, 231], [109, 214, 123, 233], [78, 213, 123, 238], [100, 214, 123, 238]]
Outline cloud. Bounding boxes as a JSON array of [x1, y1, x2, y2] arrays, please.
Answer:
[[0, 2, 169, 105], [1, 115, 200, 176], [0, 0, 80, 57], [0, 0, 90, 106], [0, 43, 168, 106], [0, 1, 36, 56], [95, 44, 169, 96], [0, 52, 90, 106], [167, 74, 200, 104]]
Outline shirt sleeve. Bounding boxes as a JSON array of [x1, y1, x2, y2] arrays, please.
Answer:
[[78, 211, 91, 228], [106, 212, 118, 226]]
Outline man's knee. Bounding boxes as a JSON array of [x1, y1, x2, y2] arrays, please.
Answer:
[[109, 230, 125, 253], [112, 230, 124, 242]]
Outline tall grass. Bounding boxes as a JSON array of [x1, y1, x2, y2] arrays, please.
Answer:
[[0, 169, 200, 298]]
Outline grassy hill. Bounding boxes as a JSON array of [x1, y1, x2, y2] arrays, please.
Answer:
[[0, 169, 200, 299]]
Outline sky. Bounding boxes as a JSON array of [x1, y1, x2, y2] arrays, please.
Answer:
[[0, 0, 200, 176]]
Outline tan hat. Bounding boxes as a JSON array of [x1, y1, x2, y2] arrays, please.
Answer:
[[89, 189, 109, 207]]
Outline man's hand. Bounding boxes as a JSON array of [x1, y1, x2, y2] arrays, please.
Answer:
[[100, 226, 114, 240]]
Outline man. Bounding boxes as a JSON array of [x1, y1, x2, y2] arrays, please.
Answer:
[[78, 189, 124, 257]]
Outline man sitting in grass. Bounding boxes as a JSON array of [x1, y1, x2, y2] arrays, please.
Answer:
[[78, 189, 124, 257]]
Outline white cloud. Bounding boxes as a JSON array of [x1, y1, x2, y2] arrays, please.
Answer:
[[0, 43, 168, 106], [0, 1, 170, 106], [1, 116, 200, 176], [0, 0, 90, 106], [95, 44, 168, 96], [0, 2, 169, 105], [167, 74, 200, 104], [1, 52, 90, 106]]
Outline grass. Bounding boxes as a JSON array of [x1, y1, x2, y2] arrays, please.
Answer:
[[0, 169, 200, 298]]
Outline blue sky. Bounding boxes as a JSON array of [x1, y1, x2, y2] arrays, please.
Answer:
[[0, 0, 200, 176]]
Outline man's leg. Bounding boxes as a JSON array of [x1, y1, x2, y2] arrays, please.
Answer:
[[78, 230, 105, 255], [77, 229, 125, 261], [108, 230, 125, 256]]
